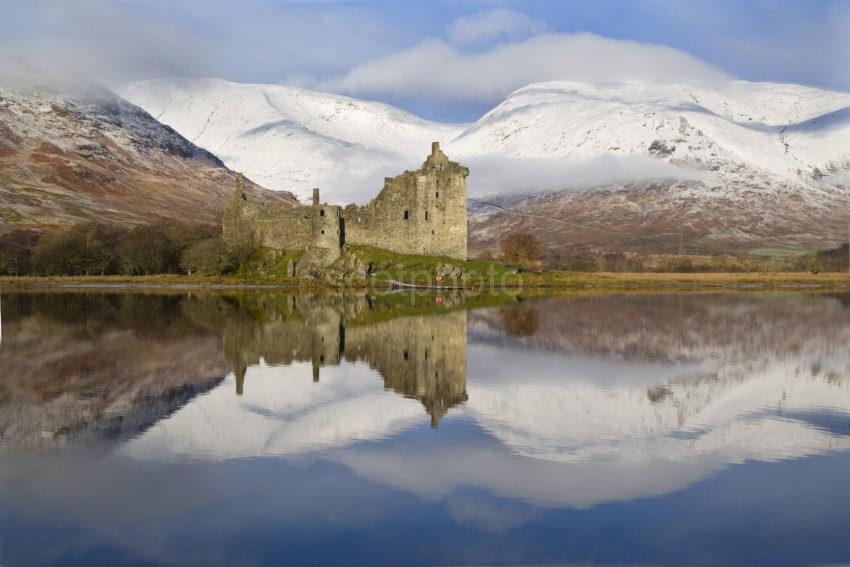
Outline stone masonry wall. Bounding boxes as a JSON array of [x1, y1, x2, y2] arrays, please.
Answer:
[[343, 142, 468, 259]]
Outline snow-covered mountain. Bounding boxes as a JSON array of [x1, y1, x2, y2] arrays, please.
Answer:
[[120, 77, 850, 251], [452, 80, 850, 184], [460, 81, 850, 252], [119, 78, 464, 203]]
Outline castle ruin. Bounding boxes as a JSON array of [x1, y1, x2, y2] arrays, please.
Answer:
[[223, 142, 469, 274]]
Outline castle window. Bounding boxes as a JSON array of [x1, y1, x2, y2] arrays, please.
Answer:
[[403, 210, 409, 220], [321, 230, 325, 234], [432, 230, 435, 235], [425, 211, 429, 221], [403, 350, 409, 360], [436, 191, 439, 198], [320, 209, 325, 216]]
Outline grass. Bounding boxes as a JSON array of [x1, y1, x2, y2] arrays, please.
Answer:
[[348, 244, 523, 286]]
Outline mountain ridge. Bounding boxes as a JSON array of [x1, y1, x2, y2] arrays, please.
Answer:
[[0, 80, 296, 233]]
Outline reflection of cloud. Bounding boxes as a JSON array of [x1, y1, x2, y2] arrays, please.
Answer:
[[444, 493, 539, 533]]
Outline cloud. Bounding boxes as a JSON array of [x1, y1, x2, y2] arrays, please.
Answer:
[[0, 0, 215, 84], [447, 9, 548, 46], [319, 32, 732, 110], [0, 0, 404, 86], [460, 154, 714, 197]]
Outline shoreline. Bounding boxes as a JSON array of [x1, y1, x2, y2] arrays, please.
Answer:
[[2, 272, 850, 292]]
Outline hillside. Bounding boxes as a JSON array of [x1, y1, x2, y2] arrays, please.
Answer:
[[119, 78, 465, 202], [0, 81, 296, 233]]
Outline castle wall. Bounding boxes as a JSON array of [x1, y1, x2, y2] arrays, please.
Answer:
[[342, 144, 468, 259], [222, 200, 312, 251]]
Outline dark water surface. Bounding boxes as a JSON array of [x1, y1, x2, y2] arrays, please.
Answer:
[[2, 290, 850, 566]]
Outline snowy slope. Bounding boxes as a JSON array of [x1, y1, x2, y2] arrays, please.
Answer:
[[448, 80, 850, 185], [119, 78, 465, 202]]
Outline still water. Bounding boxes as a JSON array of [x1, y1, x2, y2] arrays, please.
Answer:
[[1, 290, 850, 566]]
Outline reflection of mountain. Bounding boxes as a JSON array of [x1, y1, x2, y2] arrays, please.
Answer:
[[6, 290, 850, 514], [0, 293, 229, 447], [132, 292, 850, 510]]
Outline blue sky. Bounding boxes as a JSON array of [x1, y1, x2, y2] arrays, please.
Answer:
[[1, 0, 848, 121]]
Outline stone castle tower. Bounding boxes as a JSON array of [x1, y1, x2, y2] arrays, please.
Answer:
[[223, 143, 469, 271]]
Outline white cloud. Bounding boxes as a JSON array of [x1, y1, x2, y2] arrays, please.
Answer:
[[447, 9, 548, 46], [319, 32, 732, 108], [461, 154, 714, 196]]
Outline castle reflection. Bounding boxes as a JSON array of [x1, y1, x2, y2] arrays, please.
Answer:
[[224, 293, 469, 427]]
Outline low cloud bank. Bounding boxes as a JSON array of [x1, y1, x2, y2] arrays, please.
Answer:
[[462, 154, 713, 197], [306, 153, 714, 205]]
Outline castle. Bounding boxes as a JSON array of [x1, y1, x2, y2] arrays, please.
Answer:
[[223, 142, 469, 274]]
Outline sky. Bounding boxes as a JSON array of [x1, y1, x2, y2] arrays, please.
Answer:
[[1, 0, 848, 122]]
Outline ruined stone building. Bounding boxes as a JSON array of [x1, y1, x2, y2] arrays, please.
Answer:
[[223, 143, 469, 272]]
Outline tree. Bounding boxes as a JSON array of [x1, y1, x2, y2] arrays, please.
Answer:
[[0, 230, 38, 275], [32, 222, 124, 275], [180, 237, 236, 275], [117, 224, 176, 275], [501, 232, 542, 270]]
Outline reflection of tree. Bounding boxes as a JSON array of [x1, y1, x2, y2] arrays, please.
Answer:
[[499, 301, 539, 337]]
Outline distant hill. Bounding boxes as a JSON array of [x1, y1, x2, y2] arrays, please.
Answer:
[[0, 80, 296, 233]]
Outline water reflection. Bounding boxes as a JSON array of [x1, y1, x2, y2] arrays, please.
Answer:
[[2, 290, 850, 564]]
